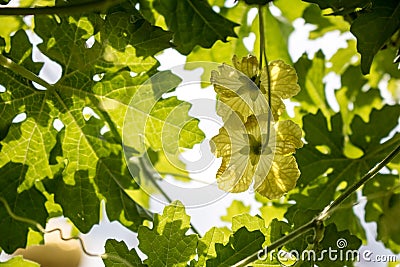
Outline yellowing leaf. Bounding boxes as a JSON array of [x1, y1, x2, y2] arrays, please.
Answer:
[[211, 56, 300, 123], [210, 113, 302, 199], [211, 63, 269, 122], [260, 60, 301, 120], [210, 114, 273, 193], [210, 55, 303, 199], [274, 120, 304, 155], [232, 55, 259, 79], [255, 154, 300, 199]]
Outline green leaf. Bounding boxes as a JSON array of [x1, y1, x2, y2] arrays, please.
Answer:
[[302, 4, 349, 39], [221, 200, 251, 223], [252, 6, 293, 63], [138, 201, 198, 266], [192, 227, 229, 267], [231, 214, 268, 245], [123, 70, 205, 155], [153, 0, 238, 55], [206, 227, 265, 267], [275, 0, 309, 22], [45, 170, 99, 233], [364, 174, 400, 253], [294, 51, 332, 118], [186, 1, 252, 82], [101, 9, 173, 57], [103, 239, 145, 267], [314, 223, 362, 267], [328, 39, 359, 74], [0, 163, 47, 253], [287, 106, 400, 240], [335, 65, 383, 135], [0, 256, 40, 267], [350, 0, 400, 74]]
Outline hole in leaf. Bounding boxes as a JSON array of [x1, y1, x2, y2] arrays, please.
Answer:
[[247, 8, 258, 25], [100, 125, 110, 135], [32, 81, 47, 90], [135, 3, 140, 9], [269, 5, 282, 16], [224, 0, 237, 8], [82, 106, 100, 121], [0, 84, 6, 92], [315, 145, 330, 155], [85, 35, 95, 49], [212, 6, 220, 13], [53, 118, 65, 132], [129, 71, 137, 77], [92, 73, 104, 82], [243, 33, 255, 52], [12, 113, 27, 123]]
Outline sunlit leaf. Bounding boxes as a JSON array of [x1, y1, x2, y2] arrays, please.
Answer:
[[138, 201, 198, 266]]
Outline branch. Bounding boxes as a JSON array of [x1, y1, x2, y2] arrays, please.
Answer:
[[0, 0, 122, 16], [232, 142, 400, 267]]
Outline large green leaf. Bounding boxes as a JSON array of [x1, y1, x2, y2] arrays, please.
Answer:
[[302, 4, 349, 39], [0, 8, 202, 235], [304, 0, 400, 74], [0, 163, 47, 253], [291, 106, 400, 211], [293, 51, 332, 119], [185, 1, 251, 82], [191, 227, 229, 267], [350, 0, 400, 74], [153, 0, 238, 55], [103, 239, 145, 267], [286, 106, 400, 241], [138, 201, 198, 266], [206, 227, 265, 267]]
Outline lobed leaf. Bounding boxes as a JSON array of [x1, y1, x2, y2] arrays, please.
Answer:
[[153, 0, 238, 55], [103, 239, 145, 267], [138, 201, 198, 266]]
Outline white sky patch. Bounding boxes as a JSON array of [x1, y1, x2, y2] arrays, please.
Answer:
[[243, 32, 256, 52], [12, 113, 27, 123], [53, 118, 65, 131]]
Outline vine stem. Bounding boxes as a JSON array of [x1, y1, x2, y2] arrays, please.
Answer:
[[258, 5, 272, 151], [232, 143, 400, 267], [0, 0, 122, 16]]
